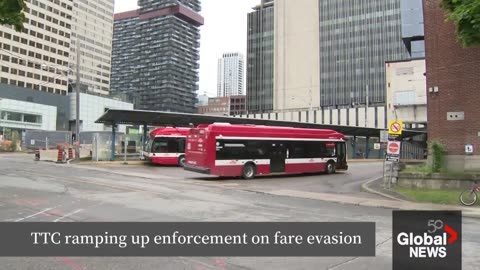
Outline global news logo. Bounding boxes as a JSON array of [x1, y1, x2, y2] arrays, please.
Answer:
[[397, 219, 458, 258], [393, 211, 461, 270]]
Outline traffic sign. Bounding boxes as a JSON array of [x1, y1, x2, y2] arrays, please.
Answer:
[[374, 143, 381, 150], [465, 144, 474, 154], [389, 121, 403, 135], [380, 130, 389, 142], [387, 141, 401, 155], [385, 154, 400, 162]]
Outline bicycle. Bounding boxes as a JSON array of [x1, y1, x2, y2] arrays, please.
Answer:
[[460, 180, 480, 206]]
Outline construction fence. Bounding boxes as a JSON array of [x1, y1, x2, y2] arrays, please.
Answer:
[[25, 130, 145, 162], [91, 132, 144, 161], [23, 130, 72, 150]]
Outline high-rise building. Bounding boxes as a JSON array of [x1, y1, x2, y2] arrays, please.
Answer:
[[0, 0, 73, 95], [69, 0, 114, 96], [400, 0, 425, 58], [318, 0, 410, 108], [0, 0, 115, 97], [246, 0, 274, 113], [111, 0, 204, 113], [274, 0, 413, 111], [217, 52, 244, 97]]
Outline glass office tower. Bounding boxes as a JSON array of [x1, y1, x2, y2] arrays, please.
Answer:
[[246, 0, 274, 113], [318, 0, 410, 108]]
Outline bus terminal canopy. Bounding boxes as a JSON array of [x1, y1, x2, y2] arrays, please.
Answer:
[[95, 109, 425, 138]]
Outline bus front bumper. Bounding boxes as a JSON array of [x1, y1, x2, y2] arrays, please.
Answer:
[[184, 165, 210, 175]]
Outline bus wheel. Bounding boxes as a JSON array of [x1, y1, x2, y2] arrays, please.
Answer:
[[178, 155, 186, 167], [242, 163, 256, 180], [326, 161, 336, 174]]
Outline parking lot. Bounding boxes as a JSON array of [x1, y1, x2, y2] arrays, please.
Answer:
[[1, 153, 479, 270]]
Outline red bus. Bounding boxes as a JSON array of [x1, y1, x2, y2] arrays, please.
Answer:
[[184, 123, 348, 179], [142, 127, 190, 166]]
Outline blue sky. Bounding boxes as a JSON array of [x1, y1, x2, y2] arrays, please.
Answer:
[[114, 0, 260, 97]]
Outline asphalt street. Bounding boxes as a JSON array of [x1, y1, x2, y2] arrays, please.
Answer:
[[0, 153, 479, 270]]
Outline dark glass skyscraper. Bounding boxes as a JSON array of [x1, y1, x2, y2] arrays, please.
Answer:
[[246, 0, 274, 113], [111, 0, 203, 113], [400, 0, 425, 58], [318, 0, 410, 108]]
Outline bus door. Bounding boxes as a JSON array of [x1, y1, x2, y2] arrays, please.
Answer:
[[270, 143, 286, 173], [335, 142, 347, 169]]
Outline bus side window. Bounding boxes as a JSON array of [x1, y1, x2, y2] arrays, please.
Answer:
[[178, 139, 186, 153]]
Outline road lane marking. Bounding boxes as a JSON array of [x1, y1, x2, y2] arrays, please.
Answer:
[[14, 207, 56, 222], [53, 209, 84, 222]]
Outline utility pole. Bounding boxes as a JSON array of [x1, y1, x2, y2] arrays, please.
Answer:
[[75, 38, 81, 159], [365, 84, 369, 127]]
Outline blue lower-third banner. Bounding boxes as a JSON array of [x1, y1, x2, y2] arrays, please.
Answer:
[[0, 222, 375, 257]]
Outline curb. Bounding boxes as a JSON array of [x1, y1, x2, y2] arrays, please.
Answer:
[[361, 177, 407, 202], [76, 161, 148, 166], [258, 189, 480, 219], [347, 159, 384, 163]]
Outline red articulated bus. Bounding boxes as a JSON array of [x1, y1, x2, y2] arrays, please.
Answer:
[[142, 127, 190, 167], [184, 123, 348, 179]]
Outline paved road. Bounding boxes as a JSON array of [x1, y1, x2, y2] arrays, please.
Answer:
[[0, 154, 479, 270], [79, 160, 386, 198]]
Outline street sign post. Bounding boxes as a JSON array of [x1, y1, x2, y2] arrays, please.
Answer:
[[380, 130, 389, 143], [384, 141, 402, 189], [385, 141, 401, 162]]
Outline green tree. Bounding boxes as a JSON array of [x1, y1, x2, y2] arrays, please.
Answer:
[[0, 0, 26, 32], [441, 0, 480, 47]]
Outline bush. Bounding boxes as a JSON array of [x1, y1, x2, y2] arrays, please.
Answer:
[[430, 141, 446, 173]]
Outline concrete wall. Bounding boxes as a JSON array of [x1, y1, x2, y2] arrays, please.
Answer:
[[385, 59, 427, 127], [274, 0, 320, 111], [398, 172, 474, 190]]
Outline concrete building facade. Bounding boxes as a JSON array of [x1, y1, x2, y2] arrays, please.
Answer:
[[217, 52, 244, 97], [0, 84, 70, 130], [197, 96, 229, 116], [273, 0, 320, 112], [197, 95, 246, 116], [69, 93, 133, 133], [246, 0, 274, 114], [69, 0, 114, 95], [273, 0, 422, 112], [385, 59, 427, 130], [424, 0, 480, 170], [0, 0, 73, 95], [111, 0, 204, 113], [0, 98, 57, 133]]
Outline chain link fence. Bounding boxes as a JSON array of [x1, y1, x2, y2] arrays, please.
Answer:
[[91, 132, 143, 161], [23, 130, 72, 151]]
